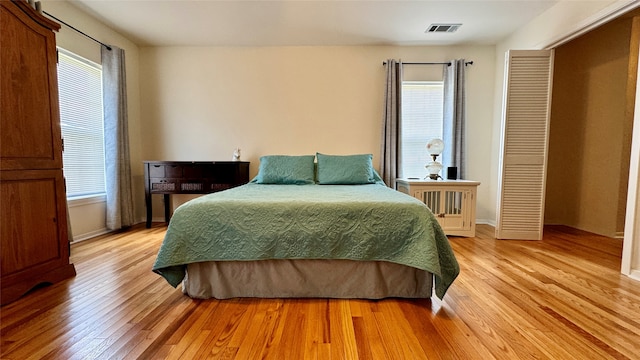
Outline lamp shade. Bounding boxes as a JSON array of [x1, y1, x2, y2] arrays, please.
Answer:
[[426, 138, 444, 155]]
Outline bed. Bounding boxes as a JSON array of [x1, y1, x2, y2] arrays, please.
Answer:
[[152, 154, 460, 300]]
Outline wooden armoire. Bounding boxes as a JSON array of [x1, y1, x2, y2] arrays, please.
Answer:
[[1, 0, 76, 305]]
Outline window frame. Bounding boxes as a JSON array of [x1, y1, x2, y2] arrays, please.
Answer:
[[400, 80, 445, 179], [57, 48, 106, 202]]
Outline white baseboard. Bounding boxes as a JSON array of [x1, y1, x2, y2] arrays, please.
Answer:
[[136, 216, 168, 225], [628, 270, 640, 282], [476, 219, 496, 227], [71, 228, 111, 243]]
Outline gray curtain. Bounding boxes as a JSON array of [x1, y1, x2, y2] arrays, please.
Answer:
[[380, 59, 403, 188], [102, 45, 134, 230], [442, 59, 467, 179]]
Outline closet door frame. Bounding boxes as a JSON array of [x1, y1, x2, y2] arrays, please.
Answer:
[[621, 32, 640, 280]]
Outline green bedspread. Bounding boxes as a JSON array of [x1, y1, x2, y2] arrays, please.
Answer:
[[152, 183, 459, 299]]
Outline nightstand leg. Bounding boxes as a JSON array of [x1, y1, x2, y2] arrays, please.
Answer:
[[164, 194, 171, 224], [145, 191, 152, 228]]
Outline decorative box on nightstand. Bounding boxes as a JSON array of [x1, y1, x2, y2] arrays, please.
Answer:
[[396, 179, 480, 237]]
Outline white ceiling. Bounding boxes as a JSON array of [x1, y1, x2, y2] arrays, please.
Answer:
[[67, 0, 561, 47]]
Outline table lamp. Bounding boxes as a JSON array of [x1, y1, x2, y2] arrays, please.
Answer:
[[425, 138, 444, 180]]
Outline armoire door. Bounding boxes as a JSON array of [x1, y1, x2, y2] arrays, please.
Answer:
[[0, 0, 63, 171]]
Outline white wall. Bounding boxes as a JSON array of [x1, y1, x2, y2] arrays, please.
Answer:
[[139, 45, 497, 221], [43, 0, 143, 241]]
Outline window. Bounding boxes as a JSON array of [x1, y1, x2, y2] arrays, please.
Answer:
[[57, 49, 106, 199], [400, 81, 444, 178]]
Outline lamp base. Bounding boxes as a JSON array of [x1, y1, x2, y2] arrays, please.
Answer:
[[426, 174, 442, 180]]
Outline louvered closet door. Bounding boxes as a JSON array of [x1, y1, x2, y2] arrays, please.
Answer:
[[496, 50, 554, 240]]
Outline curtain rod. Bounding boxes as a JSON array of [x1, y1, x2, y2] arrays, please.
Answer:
[[43, 11, 112, 51], [383, 61, 473, 66]]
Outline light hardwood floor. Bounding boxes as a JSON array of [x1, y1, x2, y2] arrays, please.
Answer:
[[1, 224, 639, 359]]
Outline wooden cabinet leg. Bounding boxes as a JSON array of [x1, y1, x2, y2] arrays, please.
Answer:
[[164, 194, 171, 224], [145, 192, 152, 228]]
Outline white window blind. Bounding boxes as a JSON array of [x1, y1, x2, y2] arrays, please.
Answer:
[[401, 81, 444, 178], [57, 49, 106, 199]]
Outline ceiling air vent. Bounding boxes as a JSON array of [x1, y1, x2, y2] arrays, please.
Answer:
[[426, 23, 462, 33]]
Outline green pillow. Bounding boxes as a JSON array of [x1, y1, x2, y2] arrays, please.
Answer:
[[253, 155, 316, 184], [316, 153, 375, 185]]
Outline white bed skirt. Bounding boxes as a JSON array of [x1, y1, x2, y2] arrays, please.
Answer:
[[183, 259, 433, 299]]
